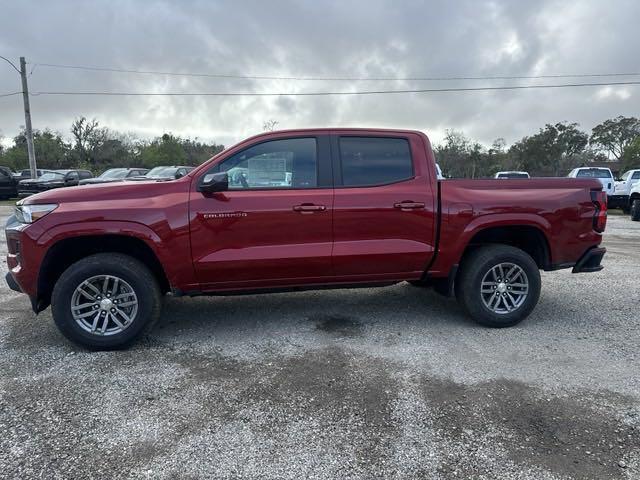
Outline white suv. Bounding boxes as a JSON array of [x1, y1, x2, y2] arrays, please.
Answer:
[[567, 167, 615, 196]]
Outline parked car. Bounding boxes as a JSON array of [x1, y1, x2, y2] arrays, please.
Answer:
[[0, 166, 19, 199], [13, 169, 54, 181], [79, 168, 149, 185], [18, 169, 93, 197], [5, 129, 607, 349], [567, 167, 615, 197], [611, 169, 640, 212], [494, 171, 530, 179], [127, 166, 194, 181], [630, 180, 640, 221]]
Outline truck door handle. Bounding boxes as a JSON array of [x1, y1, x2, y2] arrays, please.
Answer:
[[293, 204, 326, 212], [394, 201, 425, 210]]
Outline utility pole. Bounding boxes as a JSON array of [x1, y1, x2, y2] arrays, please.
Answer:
[[19, 57, 38, 178]]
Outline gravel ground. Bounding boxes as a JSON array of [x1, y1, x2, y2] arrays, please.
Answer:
[[1, 206, 639, 479]]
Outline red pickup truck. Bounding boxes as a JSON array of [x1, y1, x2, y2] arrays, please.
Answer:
[[5, 129, 607, 349]]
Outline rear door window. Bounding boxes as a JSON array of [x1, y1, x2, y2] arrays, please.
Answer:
[[338, 137, 413, 187]]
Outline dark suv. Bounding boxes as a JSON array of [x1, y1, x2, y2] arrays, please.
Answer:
[[18, 169, 93, 197], [0, 166, 18, 199]]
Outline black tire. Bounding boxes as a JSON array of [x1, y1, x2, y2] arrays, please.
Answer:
[[456, 245, 541, 328], [51, 253, 162, 350], [631, 199, 640, 221]]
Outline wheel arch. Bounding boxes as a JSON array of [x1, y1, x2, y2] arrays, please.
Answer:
[[461, 224, 552, 270], [36, 234, 171, 312]]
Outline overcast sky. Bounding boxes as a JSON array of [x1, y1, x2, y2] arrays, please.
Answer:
[[1, 0, 639, 150]]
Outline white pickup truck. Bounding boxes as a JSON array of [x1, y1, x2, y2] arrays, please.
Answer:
[[612, 169, 640, 212], [567, 167, 615, 196], [630, 180, 640, 221]]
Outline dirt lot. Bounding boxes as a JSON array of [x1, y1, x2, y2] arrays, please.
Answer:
[[1, 206, 639, 479]]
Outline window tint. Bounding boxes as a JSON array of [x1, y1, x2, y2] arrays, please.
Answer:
[[0, 168, 9, 178], [339, 137, 413, 187], [67, 172, 79, 181], [632, 171, 640, 180], [216, 138, 317, 189], [576, 168, 612, 179]]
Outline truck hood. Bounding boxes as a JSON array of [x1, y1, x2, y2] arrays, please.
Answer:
[[21, 177, 191, 205]]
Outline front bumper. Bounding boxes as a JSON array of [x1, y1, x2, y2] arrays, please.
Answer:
[[607, 194, 629, 209], [572, 247, 606, 273]]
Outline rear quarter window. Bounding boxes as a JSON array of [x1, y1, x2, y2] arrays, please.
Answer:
[[339, 136, 413, 187]]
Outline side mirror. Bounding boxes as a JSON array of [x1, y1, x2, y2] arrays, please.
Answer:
[[175, 172, 185, 179], [198, 172, 228, 193]]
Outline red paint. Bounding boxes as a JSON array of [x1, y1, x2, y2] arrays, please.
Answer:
[[6, 128, 605, 306]]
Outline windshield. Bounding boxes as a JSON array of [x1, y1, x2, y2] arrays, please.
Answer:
[[576, 168, 612, 179], [99, 168, 128, 179], [37, 172, 65, 181], [146, 167, 170, 177]]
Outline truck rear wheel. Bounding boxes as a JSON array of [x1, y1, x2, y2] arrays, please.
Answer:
[[631, 199, 640, 221], [456, 245, 541, 328], [51, 253, 162, 350]]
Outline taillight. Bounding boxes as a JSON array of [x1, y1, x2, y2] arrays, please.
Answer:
[[591, 190, 607, 233]]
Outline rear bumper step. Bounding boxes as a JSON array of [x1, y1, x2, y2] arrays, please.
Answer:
[[572, 247, 606, 273]]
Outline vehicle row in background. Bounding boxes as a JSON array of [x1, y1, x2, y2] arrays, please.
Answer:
[[79, 168, 149, 185], [7, 165, 195, 198], [18, 170, 93, 197]]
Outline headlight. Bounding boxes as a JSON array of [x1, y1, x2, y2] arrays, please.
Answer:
[[15, 203, 58, 223]]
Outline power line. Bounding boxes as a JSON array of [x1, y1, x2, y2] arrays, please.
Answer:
[[0, 91, 22, 98], [30, 62, 640, 82], [28, 80, 640, 97], [0, 55, 21, 74]]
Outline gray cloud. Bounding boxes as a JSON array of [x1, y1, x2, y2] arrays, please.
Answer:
[[1, 0, 639, 149]]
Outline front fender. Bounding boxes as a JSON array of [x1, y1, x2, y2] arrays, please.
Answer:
[[33, 219, 196, 291]]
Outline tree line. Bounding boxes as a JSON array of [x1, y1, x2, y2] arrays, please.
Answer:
[[435, 116, 640, 178], [0, 117, 225, 173], [0, 115, 639, 177]]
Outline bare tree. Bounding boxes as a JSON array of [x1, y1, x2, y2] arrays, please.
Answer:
[[263, 119, 279, 132]]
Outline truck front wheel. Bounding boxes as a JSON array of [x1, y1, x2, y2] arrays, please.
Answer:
[[51, 253, 162, 350], [631, 199, 640, 221], [456, 245, 541, 328]]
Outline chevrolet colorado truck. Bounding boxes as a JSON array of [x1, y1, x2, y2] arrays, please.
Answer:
[[5, 129, 607, 349]]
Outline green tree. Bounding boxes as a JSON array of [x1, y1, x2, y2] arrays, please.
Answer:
[[509, 122, 588, 176], [2, 128, 70, 170], [621, 137, 640, 171], [590, 116, 640, 160], [137, 133, 188, 168], [70, 117, 108, 167], [434, 130, 471, 178]]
